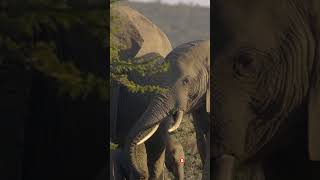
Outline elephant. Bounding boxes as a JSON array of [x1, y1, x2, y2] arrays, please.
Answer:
[[110, 4, 172, 144], [110, 4, 187, 179], [110, 128, 185, 180], [124, 40, 211, 179], [165, 134, 185, 180], [212, 0, 320, 179]]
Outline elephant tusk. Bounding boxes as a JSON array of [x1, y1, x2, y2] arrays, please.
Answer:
[[168, 110, 184, 133], [136, 124, 160, 145]]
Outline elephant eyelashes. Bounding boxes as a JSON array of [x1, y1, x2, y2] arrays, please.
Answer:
[[233, 53, 258, 77], [182, 78, 190, 86], [237, 54, 254, 67]]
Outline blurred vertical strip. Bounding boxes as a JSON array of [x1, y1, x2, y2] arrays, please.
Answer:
[[209, 0, 213, 178], [0, 0, 108, 179]]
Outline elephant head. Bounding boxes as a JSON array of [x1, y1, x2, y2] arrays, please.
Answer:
[[212, 0, 320, 179], [124, 40, 210, 179], [165, 137, 185, 180]]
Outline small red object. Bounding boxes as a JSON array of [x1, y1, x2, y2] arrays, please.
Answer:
[[179, 157, 185, 163]]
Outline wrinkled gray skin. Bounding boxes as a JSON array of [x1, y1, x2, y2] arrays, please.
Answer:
[[110, 4, 172, 61], [165, 137, 185, 180], [110, 124, 185, 180], [110, 4, 186, 179], [212, 0, 320, 179], [125, 40, 211, 179], [110, 117, 186, 180]]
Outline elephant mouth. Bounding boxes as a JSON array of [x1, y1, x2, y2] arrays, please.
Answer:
[[136, 110, 184, 145]]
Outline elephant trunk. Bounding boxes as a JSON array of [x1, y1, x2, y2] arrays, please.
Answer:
[[212, 93, 252, 180], [177, 163, 185, 180], [125, 90, 181, 179], [213, 155, 236, 180]]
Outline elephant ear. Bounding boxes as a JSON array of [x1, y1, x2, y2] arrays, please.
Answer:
[[308, 82, 320, 161]]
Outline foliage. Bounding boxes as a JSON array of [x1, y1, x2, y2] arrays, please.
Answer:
[[30, 42, 108, 99], [110, 142, 119, 150], [0, 0, 108, 100], [110, 0, 168, 94]]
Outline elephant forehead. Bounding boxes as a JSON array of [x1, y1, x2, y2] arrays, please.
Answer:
[[215, 0, 293, 51], [164, 40, 210, 76]]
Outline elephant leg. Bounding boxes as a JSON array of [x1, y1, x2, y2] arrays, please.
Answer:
[[192, 107, 210, 179], [235, 162, 265, 180], [213, 154, 236, 180], [192, 113, 206, 164], [192, 107, 210, 168], [165, 136, 185, 180]]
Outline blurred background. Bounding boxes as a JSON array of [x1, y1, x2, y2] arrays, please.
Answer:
[[121, 0, 210, 47]]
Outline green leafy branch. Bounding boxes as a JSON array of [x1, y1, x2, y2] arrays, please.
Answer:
[[0, 4, 108, 101], [30, 42, 108, 100], [109, 1, 168, 94], [110, 142, 119, 150]]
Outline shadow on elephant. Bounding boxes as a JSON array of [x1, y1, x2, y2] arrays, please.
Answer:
[[212, 0, 320, 179]]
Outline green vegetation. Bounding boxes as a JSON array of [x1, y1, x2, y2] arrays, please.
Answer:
[[0, 0, 107, 100], [110, 0, 168, 94], [110, 142, 119, 150]]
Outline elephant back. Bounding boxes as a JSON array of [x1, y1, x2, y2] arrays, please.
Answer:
[[111, 4, 172, 60]]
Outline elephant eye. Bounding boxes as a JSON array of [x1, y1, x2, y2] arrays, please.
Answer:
[[182, 78, 190, 86], [233, 53, 257, 76], [237, 54, 254, 67]]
